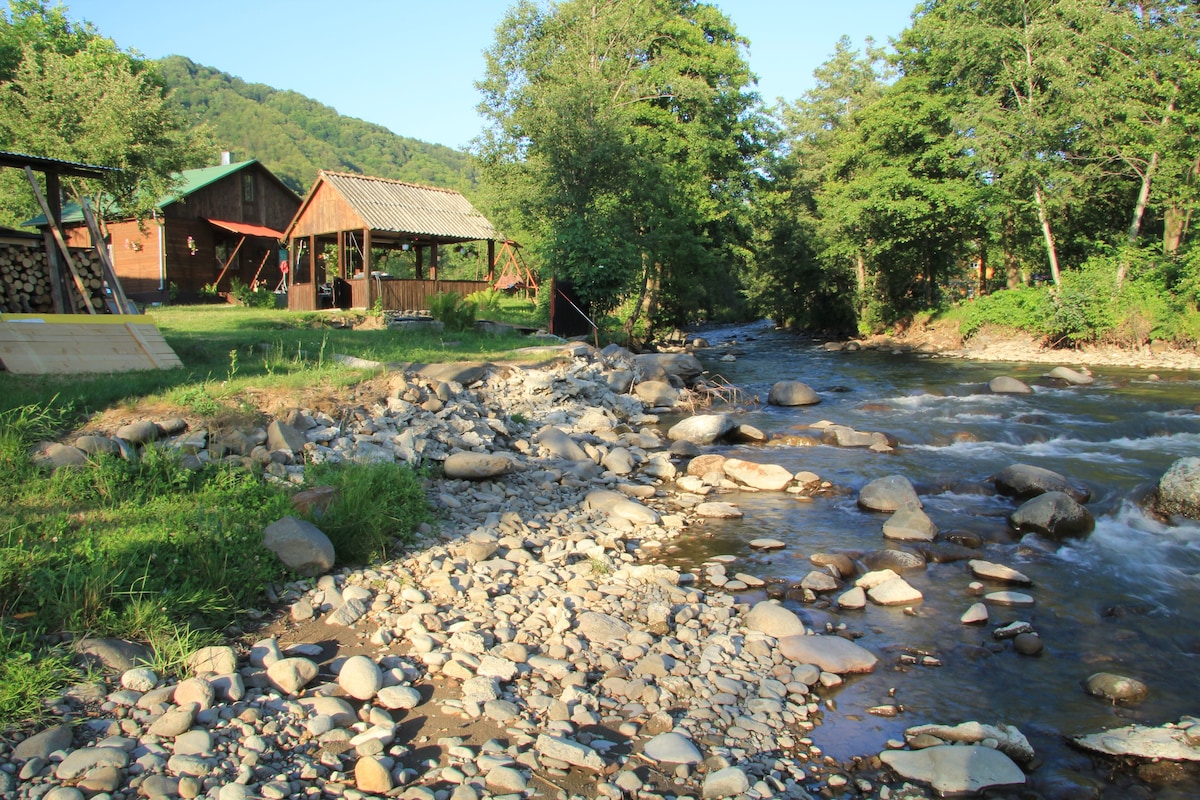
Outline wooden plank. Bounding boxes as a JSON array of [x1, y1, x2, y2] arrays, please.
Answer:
[[24, 167, 96, 314], [0, 314, 181, 373], [78, 194, 138, 315]]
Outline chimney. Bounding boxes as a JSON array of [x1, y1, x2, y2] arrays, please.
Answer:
[[220, 151, 233, 165]]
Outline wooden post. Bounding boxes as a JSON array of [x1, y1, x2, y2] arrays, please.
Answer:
[[212, 235, 246, 291], [78, 194, 137, 314], [430, 243, 439, 281], [415, 245, 424, 280], [25, 167, 96, 314], [250, 248, 271, 288], [487, 239, 495, 283]]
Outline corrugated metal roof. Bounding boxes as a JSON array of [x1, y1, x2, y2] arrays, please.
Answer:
[[320, 171, 498, 241]]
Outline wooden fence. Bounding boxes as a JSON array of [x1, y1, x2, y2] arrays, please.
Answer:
[[288, 278, 490, 313]]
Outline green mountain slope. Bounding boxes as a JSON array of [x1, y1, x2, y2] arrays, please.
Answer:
[[158, 56, 478, 195]]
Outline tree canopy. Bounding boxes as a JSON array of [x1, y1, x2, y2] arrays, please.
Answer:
[[474, 0, 765, 339]]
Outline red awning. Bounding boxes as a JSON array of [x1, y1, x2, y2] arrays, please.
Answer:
[[205, 218, 284, 239]]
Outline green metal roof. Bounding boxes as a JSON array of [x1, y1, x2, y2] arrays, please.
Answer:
[[23, 160, 259, 226]]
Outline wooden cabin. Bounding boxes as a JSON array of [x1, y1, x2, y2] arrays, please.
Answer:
[[284, 171, 500, 312], [29, 157, 300, 304]]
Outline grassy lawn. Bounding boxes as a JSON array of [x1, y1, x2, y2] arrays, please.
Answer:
[[0, 299, 544, 731]]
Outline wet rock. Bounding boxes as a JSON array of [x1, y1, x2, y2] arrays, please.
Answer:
[[880, 745, 1026, 794], [968, 559, 1032, 585], [1009, 492, 1095, 538], [860, 549, 926, 573], [778, 634, 878, 673], [882, 507, 937, 541], [858, 474, 922, 512], [1154, 457, 1200, 520], [668, 414, 735, 445], [1013, 632, 1044, 655], [767, 380, 820, 406], [743, 601, 806, 638], [1046, 366, 1094, 385], [262, 516, 335, 577], [961, 603, 989, 625], [722, 457, 794, 491], [1084, 672, 1149, 704], [989, 376, 1033, 395], [995, 463, 1090, 503]]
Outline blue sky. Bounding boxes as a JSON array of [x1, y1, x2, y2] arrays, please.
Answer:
[[56, 0, 918, 151]]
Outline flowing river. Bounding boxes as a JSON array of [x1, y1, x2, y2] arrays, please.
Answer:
[[654, 320, 1200, 796]]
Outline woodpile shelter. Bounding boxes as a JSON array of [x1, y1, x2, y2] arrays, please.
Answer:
[[283, 171, 501, 312], [28, 156, 300, 304]]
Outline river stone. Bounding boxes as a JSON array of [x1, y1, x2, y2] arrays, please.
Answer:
[[74, 435, 120, 456], [1085, 672, 1149, 704], [961, 602, 989, 624], [263, 516, 335, 577], [695, 502, 743, 518], [189, 646, 237, 676], [860, 549, 926, 573], [74, 638, 153, 672], [880, 745, 1025, 794], [837, 586, 867, 609], [148, 702, 197, 738], [811, 552, 855, 578], [121, 667, 158, 692], [905, 721, 1035, 763], [687, 453, 727, 476], [173, 677, 215, 710], [443, 452, 515, 480], [606, 369, 634, 393], [1009, 492, 1094, 538], [486, 765, 528, 794], [643, 731, 703, 764], [600, 446, 636, 475], [994, 463, 1090, 503], [744, 601, 806, 638], [1014, 633, 1044, 655], [355, 755, 394, 794], [882, 507, 937, 541], [984, 591, 1035, 607], [116, 420, 160, 444], [632, 352, 703, 384], [584, 490, 660, 525], [668, 414, 735, 445], [377, 685, 422, 710], [266, 420, 307, 454], [1073, 720, 1200, 761], [722, 458, 794, 491], [534, 734, 605, 771], [56, 747, 130, 781], [702, 766, 750, 799], [13, 723, 73, 761], [266, 657, 319, 695], [858, 474, 922, 512], [1047, 366, 1094, 385], [968, 559, 1032, 585], [767, 380, 820, 406], [297, 696, 356, 726], [750, 538, 786, 550], [1154, 457, 1200, 519], [536, 426, 590, 461], [338, 655, 383, 700], [577, 611, 633, 644], [31, 441, 88, 469], [634, 380, 680, 407], [779, 634, 878, 673], [866, 576, 923, 606], [988, 376, 1033, 395]]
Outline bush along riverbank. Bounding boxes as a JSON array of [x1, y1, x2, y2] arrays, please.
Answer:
[[3, 340, 1199, 800]]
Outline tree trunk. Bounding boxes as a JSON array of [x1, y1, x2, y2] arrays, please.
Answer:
[[978, 240, 988, 297], [1003, 214, 1021, 289], [1164, 156, 1199, 255], [854, 252, 866, 293], [1033, 184, 1060, 286]]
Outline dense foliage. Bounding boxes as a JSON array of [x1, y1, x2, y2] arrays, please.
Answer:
[[474, 0, 765, 343], [755, 0, 1200, 341], [0, 0, 212, 227], [157, 56, 479, 195]]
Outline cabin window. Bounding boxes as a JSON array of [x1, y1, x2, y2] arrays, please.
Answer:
[[242, 173, 255, 203]]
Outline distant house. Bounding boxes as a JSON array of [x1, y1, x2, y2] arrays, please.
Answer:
[[28, 157, 300, 304]]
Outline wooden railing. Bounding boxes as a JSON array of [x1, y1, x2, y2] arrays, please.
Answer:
[[289, 279, 490, 312]]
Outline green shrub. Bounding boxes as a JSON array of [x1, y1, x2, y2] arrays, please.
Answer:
[[303, 461, 432, 565], [465, 288, 503, 317], [229, 278, 277, 309], [427, 292, 478, 333], [950, 285, 1054, 340]]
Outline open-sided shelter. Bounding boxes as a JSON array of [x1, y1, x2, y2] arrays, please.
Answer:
[[283, 171, 501, 311]]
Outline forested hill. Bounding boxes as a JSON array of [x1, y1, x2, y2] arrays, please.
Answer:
[[157, 56, 479, 195]]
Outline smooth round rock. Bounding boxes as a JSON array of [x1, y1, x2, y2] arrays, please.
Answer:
[[338, 655, 384, 701]]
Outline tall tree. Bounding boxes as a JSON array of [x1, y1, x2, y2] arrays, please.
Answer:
[[0, 1, 211, 227], [475, 0, 763, 339]]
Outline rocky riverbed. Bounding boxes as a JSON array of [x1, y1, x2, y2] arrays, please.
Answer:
[[6, 337, 1200, 800]]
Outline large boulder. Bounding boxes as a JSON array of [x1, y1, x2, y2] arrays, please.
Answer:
[[994, 463, 1090, 503], [767, 381, 820, 407], [536, 426, 590, 461], [858, 474, 922, 512], [443, 452, 516, 480], [263, 517, 335, 577], [778, 634, 878, 673], [1153, 457, 1200, 520], [988, 376, 1033, 395], [722, 458, 794, 491], [879, 745, 1025, 795], [632, 353, 704, 385], [633, 380, 680, 407], [1008, 491, 1094, 539], [668, 414, 735, 445]]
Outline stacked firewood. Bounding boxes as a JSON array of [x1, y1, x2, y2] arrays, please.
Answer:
[[0, 242, 107, 314]]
